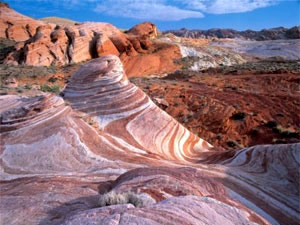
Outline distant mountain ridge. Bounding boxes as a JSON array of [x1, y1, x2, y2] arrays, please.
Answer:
[[165, 26, 300, 41]]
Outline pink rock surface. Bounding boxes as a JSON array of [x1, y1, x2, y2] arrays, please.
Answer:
[[0, 55, 299, 225], [63, 55, 212, 162], [62, 196, 259, 225]]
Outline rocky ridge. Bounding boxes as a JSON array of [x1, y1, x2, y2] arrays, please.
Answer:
[[165, 26, 300, 41]]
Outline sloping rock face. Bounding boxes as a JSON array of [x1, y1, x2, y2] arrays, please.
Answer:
[[62, 55, 210, 161], [177, 44, 246, 71], [0, 3, 45, 41], [0, 55, 299, 225], [211, 39, 300, 61]]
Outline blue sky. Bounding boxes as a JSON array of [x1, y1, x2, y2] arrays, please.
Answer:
[[5, 0, 300, 31]]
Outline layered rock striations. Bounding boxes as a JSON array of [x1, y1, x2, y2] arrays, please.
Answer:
[[62, 55, 212, 162], [0, 55, 299, 225]]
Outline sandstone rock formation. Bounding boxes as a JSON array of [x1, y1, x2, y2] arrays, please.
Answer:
[[0, 2, 45, 41], [127, 22, 158, 39], [62, 55, 211, 161], [95, 33, 119, 57], [4, 22, 128, 66], [2, 7, 181, 77], [0, 55, 299, 225], [121, 41, 181, 77]]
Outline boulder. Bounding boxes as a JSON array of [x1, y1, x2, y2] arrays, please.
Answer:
[[64, 26, 94, 63], [122, 42, 181, 77], [95, 33, 119, 57], [127, 22, 158, 39], [109, 33, 138, 57]]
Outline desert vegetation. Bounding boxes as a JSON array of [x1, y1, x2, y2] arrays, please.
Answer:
[[98, 191, 155, 208]]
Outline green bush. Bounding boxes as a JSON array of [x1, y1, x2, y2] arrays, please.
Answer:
[[40, 84, 61, 93]]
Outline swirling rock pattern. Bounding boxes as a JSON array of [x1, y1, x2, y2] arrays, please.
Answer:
[[63, 55, 212, 163], [0, 55, 299, 225]]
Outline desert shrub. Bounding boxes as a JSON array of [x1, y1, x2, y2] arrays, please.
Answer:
[[24, 84, 31, 90], [174, 56, 200, 70], [265, 120, 278, 128], [231, 112, 246, 120], [48, 77, 58, 83], [250, 128, 259, 135], [98, 191, 155, 208], [0, 38, 16, 62], [48, 65, 57, 74], [272, 138, 287, 144], [227, 139, 245, 148], [272, 125, 298, 138], [40, 84, 61, 93], [0, 64, 56, 85], [226, 140, 238, 147], [225, 85, 239, 91]]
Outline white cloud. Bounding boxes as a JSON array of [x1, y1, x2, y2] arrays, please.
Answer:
[[93, 0, 281, 21], [94, 0, 204, 21], [13, 0, 283, 21], [206, 0, 280, 14], [176, 0, 209, 11]]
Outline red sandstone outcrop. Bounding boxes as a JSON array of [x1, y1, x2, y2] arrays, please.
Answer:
[[4, 22, 127, 66], [0, 5, 149, 65], [0, 55, 299, 225], [122, 42, 181, 77], [2, 6, 180, 76], [96, 33, 119, 57], [127, 22, 158, 38], [0, 3, 45, 41]]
